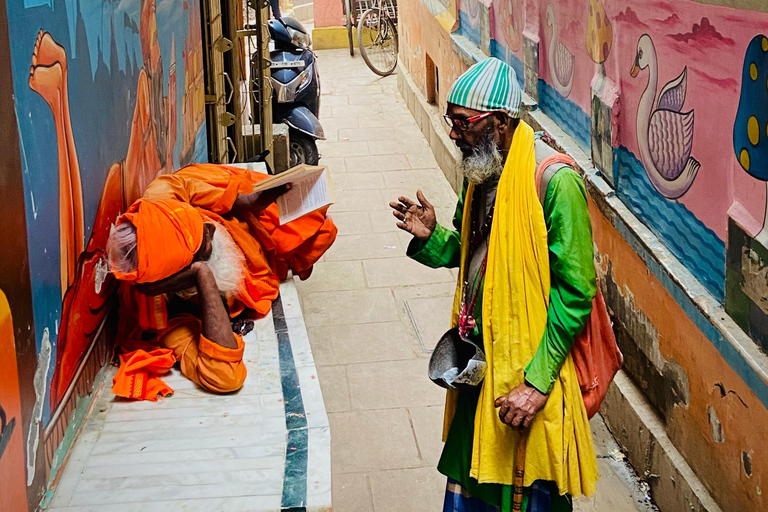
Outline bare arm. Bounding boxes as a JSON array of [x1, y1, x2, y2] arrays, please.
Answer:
[[192, 262, 238, 349], [134, 267, 198, 296], [231, 184, 291, 216]]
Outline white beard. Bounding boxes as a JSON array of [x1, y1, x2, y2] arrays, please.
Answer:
[[176, 222, 246, 301], [460, 130, 505, 185]]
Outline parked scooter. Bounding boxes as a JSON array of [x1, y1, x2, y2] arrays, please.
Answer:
[[250, 16, 324, 166]]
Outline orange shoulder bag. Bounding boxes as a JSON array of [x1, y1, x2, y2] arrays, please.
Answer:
[[535, 152, 623, 418]]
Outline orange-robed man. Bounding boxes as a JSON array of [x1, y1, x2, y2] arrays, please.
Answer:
[[106, 163, 336, 398]]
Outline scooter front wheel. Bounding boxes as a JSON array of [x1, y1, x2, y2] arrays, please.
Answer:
[[290, 130, 319, 166]]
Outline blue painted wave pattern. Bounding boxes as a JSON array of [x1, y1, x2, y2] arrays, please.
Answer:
[[614, 146, 726, 301], [538, 79, 591, 150], [489, 40, 525, 88]]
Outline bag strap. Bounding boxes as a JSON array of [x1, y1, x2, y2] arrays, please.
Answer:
[[535, 153, 578, 206]]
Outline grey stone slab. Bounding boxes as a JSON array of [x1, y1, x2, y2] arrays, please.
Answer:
[[319, 141, 370, 158], [328, 211, 375, 235], [330, 189, 387, 212], [321, 156, 347, 172], [406, 152, 440, 170], [363, 258, 455, 288], [408, 406, 446, 467], [403, 296, 456, 353], [333, 104, 385, 118], [369, 210, 401, 233], [369, 468, 446, 512], [344, 154, 411, 172], [332, 472, 374, 512], [369, 138, 430, 156], [321, 117, 360, 131], [338, 127, 398, 142], [308, 322, 415, 365], [333, 172, 386, 190], [348, 93, 402, 105], [347, 360, 445, 410], [316, 365, 352, 413], [302, 288, 399, 327], [328, 409, 422, 473], [323, 233, 405, 262], [294, 261, 367, 295], [359, 114, 414, 128]]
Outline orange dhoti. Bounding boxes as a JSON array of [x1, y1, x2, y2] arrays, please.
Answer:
[[159, 314, 247, 393], [114, 312, 247, 397]]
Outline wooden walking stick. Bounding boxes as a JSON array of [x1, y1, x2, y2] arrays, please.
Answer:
[[513, 432, 528, 511]]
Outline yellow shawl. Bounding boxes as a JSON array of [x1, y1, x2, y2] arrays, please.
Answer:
[[444, 122, 598, 496]]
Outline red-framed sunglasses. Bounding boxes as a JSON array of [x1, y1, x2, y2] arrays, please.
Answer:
[[443, 111, 494, 131]]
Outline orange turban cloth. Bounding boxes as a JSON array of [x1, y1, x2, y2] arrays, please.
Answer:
[[112, 199, 204, 284]]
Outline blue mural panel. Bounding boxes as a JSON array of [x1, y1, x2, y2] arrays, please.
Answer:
[[5, 0, 207, 429]]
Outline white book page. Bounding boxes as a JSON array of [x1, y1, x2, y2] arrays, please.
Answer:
[[277, 168, 335, 224]]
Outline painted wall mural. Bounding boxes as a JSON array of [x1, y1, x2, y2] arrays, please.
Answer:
[[630, 35, 700, 199], [0, 291, 28, 511], [734, 35, 768, 244], [546, 3, 575, 97], [2, 0, 206, 507], [458, 0, 768, 302]]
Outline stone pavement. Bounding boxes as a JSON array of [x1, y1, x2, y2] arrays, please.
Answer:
[[45, 271, 331, 510], [298, 49, 657, 512]]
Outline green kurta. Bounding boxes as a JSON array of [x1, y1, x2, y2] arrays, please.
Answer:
[[407, 167, 596, 510]]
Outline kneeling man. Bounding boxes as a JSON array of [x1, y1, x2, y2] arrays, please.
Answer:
[[107, 163, 336, 397]]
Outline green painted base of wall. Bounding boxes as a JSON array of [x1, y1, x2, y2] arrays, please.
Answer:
[[312, 26, 357, 50]]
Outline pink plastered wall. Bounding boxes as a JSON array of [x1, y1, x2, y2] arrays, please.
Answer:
[[474, 0, 768, 240], [315, 0, 344, 27]]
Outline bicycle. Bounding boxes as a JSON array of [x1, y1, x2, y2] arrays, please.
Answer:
[[356, 0, 398, 76]]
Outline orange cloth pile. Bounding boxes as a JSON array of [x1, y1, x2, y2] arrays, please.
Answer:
[[111, 163, 336, 399], [111, 348, 175, 401]]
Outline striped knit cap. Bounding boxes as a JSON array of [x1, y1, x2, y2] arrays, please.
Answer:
[[447, 58, 522, 118]]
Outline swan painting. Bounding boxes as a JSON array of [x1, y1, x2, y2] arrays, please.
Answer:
[[546, 4, 574, 98], [631, 34, 700, 199]]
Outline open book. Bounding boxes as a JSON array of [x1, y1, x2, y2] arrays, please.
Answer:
[[251, 164, 335, 224]]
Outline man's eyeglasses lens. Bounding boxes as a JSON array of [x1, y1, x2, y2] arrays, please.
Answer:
[[444, 115, 469, 131]]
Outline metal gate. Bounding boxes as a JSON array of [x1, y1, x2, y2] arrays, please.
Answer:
[[201, 0, 273, 169]]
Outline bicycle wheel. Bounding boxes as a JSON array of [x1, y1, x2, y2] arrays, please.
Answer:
[[357, 9, 398, 76]]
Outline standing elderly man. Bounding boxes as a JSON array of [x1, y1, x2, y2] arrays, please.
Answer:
[[390, 58, 598, 511]]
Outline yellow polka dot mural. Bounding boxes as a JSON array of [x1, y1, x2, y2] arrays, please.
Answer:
[[748, 116, 760, 146], [586, 0, 612, 65], [734, 35, 768, 179]]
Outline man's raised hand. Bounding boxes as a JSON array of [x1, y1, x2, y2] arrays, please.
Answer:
[[389, 190, 437, 241]]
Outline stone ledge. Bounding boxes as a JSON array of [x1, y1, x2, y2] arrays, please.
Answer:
[[603, 372, 723, 512]]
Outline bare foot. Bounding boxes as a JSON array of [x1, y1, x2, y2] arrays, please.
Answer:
[[29, 30, 67, 108]]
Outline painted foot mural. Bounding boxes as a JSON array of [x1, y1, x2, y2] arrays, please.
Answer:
[[28, 30, 123, 411], [29, 31, 85, 299], [546, 3, 574, 97], [632, 34, 700, 199]]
